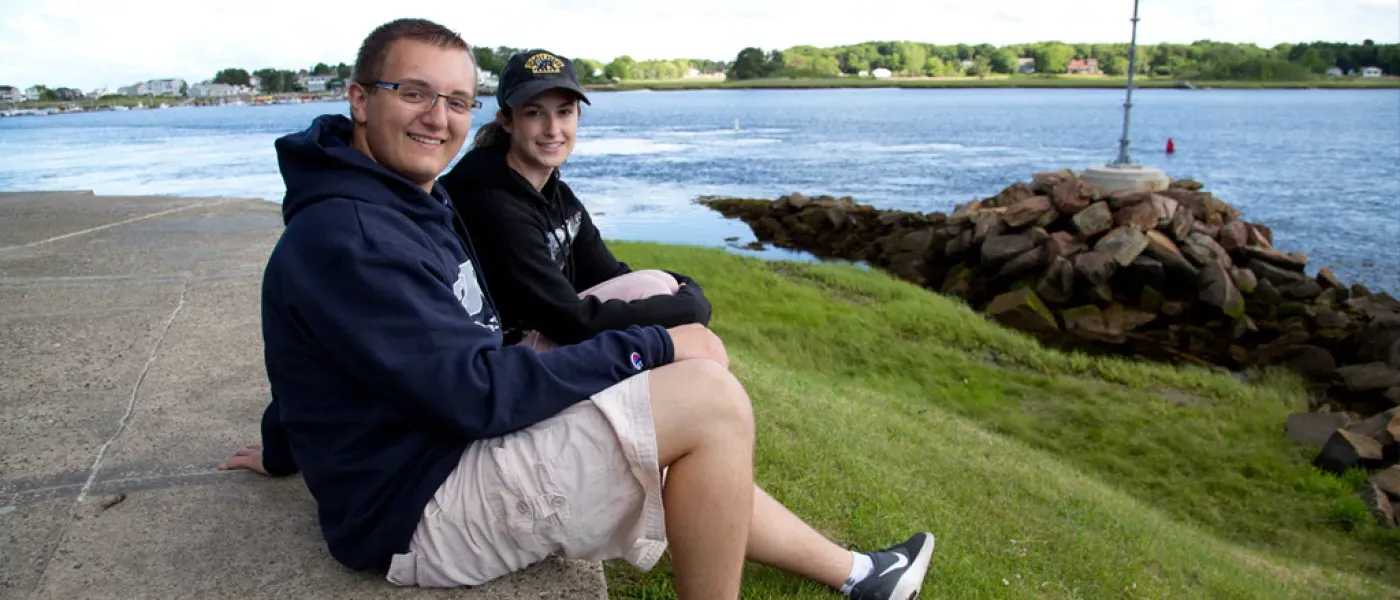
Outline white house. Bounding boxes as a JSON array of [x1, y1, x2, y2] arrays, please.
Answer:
[[25, 87, 42, 101], [1326, 66, 1344, 77], [1017, 57, 1036, 74], [299, 74, 334, 92], [145, 78, 185, 96], [871, 68, 893, 78], [189, 83, 242, 98], [1360, 66, 1383, 78], [119, 82, 148, 97], [89, 87, 109, 97], [0, 86, 21, 102]]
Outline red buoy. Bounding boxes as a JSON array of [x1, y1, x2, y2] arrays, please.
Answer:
[[1166, 138, 1176, 154]]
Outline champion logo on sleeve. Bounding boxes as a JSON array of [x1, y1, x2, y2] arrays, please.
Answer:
[[629, 352, 644, 371]]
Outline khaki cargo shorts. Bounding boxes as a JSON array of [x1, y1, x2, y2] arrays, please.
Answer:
[[385, 372, 667, 587]]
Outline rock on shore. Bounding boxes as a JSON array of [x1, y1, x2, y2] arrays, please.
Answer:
[[702, 171, 1400, 419]]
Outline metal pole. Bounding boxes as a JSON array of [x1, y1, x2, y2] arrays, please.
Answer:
[[1113, 0, 1142, 166]]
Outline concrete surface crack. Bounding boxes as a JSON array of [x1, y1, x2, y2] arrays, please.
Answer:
[[0, 201, 226, 253], [28, 279, 190, 596], [77, 278, 189, 503]]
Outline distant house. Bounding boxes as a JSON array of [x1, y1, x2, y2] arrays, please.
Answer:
[[146, 78, 185, 96], [1360, 66, 1383, 78], [189, 83, 242, 98], [54, 87, 84, 100], [89, 87, 109, 98], [25, 87, 42, 101], [119, 82, 148, 97], [1326, 66, 1344, 77], [960, 59, 976, 71], [1017, 57, 1036, 74], [871, 68, 893, 78], [299, 74, 334, 92], [0, 85, 20, 102], [249, 75, 262, 90], [476, 67, 499, 93], [1066, 58, 1101, 75]]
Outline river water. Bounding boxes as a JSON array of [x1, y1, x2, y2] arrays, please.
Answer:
[[2, 88, 1396, 291]]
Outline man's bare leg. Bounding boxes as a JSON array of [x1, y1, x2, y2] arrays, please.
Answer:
[[650, 359, 755, 599], [745, 486, 853, 589], [650, 360, 854, 595]]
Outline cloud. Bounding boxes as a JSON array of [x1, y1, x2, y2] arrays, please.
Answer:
[[0, 0, 1395, 90]]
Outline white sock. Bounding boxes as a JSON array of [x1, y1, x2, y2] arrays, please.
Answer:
[[839, 552, 874, 595]]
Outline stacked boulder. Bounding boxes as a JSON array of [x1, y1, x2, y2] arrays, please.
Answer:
[[702, 170, 1400, 417], [1292, 409, 1400, 527]]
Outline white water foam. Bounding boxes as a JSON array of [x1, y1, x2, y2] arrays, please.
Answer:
[[572, 138, 688, 156]]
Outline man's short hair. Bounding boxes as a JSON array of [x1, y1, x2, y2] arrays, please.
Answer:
[[352, 18, 472, 84]]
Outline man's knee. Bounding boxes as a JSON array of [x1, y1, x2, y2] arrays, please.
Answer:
[[680, 359, 754, 439]]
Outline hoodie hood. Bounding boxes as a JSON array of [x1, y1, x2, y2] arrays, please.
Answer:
[[446, 143, 554, 204], [274, 113, 453, 225]]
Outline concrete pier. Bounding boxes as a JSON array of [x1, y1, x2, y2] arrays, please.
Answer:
[[0, 191, 606, 598]]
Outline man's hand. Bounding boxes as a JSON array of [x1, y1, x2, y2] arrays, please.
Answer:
[[219, 443, 270, 476], [666, 323, 728, 369]]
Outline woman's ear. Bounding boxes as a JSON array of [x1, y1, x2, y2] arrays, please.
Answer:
[[497, 111, 513, 135]]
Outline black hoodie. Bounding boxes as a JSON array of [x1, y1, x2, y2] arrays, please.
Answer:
[[260, 114, 673, 571], [438, 144, 712, 346]]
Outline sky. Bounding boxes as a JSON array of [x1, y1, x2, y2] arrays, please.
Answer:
[[2, 0, 1397, 91]]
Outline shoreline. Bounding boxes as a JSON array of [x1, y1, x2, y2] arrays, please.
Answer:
[[585, 76, 1400, 92]]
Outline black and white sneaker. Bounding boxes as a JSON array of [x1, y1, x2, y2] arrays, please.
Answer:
[[848, 533, 935, 600]]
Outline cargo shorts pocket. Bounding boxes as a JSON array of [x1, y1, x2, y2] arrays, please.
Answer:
[[489, 434, 575, 556]]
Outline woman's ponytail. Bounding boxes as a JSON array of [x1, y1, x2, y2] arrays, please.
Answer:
[[472, 109, 512, 149]]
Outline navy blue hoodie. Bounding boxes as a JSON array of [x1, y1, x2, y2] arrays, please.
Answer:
[[258, 114, 674, 571]]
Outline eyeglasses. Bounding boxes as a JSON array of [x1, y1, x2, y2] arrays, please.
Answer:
[[371, 81, 482, 114]]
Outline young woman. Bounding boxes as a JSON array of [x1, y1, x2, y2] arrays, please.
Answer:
[[439, 50, 711, 351]]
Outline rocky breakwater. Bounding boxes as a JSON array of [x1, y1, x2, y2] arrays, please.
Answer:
[[702, 171, 1400, 418]]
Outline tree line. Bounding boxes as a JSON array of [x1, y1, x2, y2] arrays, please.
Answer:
[[471, 46, 726, 84], [206, 39, 1397, 92], [727, 39, 1400, 81], [210, 62, 352, 93]]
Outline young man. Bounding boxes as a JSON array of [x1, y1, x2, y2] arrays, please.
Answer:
[[221, 17, 935, 600]]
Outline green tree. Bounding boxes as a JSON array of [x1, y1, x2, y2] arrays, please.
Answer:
[[925, 57, 949, 76], [336, 63, 352, 79], [311, 62, 333, 76], [1100, 53, 1126, 76], [897, 42, 927, 76], [990, 49, 1018, 74], [179, 81, 188, 97], [473, 47, 504, 75], [574, 58, 605, 83], [729, 47, 769, 80], [213, 68, 251, 86], [966, 55, 992, 77], [604, 55, 635, 80], [1034, 43, 1074, 73], [251, 69, 301, 93]]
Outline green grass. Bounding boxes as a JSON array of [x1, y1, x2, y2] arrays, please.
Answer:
[[588, 75, 1400, 92], [603, 241, 1400, 599]]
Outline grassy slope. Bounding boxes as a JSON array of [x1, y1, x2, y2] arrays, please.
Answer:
[[589, 76, 1400, 92], [603, 241, 1400, 599]]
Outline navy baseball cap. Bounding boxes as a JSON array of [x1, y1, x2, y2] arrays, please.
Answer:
[[496, 50, 592, 109]]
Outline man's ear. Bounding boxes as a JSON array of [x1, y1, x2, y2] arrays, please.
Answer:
[[347, 82, 370, 125]]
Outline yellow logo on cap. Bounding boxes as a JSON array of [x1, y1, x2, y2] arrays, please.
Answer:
[[524, 53, 565, 74]]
